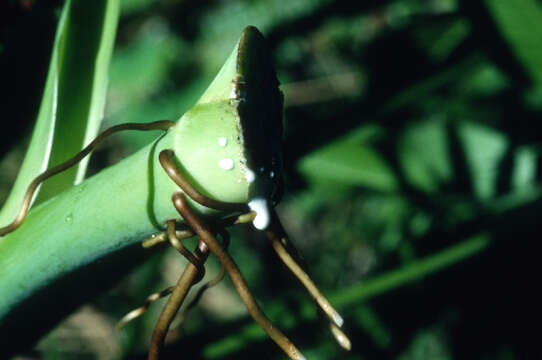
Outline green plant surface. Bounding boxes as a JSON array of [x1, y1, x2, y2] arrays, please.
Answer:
[[0, 0, 120, 229], [0, 25, 281, 357], [298, 125, 398, 192], [2, 0, 542, 359], [484, 0, 542, 89]]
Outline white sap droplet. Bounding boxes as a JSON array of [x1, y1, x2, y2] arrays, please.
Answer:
[[244, 168, 256, 183], [218, 137, 227, 147], [269, 171, 275, 178], [218, 158, 234, 170], [248, 198, 270, 230]]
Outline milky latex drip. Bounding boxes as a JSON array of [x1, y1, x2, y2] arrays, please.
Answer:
[[248, 198, 270, 230]]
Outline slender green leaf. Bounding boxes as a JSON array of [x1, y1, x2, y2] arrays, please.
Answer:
[[0, 0, 120, 227]]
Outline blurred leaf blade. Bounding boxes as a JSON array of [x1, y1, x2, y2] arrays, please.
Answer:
[[398, 119, 452, 193], [0, 0, 120, 227], [458, 121, 508, 199], [485, 0, 542, 87], [298, 125, 398, 192], [36, 0, 120, 203], [0, 3, 68, 227]]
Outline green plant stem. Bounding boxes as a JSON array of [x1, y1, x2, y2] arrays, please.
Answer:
[[0, 26, 283, 356]]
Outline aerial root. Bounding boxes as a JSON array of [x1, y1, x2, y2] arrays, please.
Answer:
[[141, 211, 254, 249], [148, 148, 339, 359], [118, 219, 206, 331], [175, 228, 229, 326], [266, 213, 344, 327], [329, 322, 352, 351], [148, 234, 209, 360], [266, 208, 349, 349], [167, 220, 205, 283], [142, 229, 194, 248], [172, 193, 306, 360], [0, 120, 175, 237], [116, 286, 174, 331], [159, 149, 248, 213], [169, 234, 229, 338]]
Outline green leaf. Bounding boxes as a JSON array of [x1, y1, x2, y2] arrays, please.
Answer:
[[0, 0, 120, 227], [512, 146, 537, 191], [298, 125, 398, 192], [398, 119, 452, 193], [485, 0, 542, 88], [458, 121, 508, 199]]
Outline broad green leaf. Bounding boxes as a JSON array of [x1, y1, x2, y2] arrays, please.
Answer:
[[0, 0, 120, 227], [398, 119, 452, 193], [458, 121, 508, 199], [485, 0, 542, 88], [298, 125, 398, 192]]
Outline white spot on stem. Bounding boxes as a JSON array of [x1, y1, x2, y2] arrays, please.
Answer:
[[229, 85, 237, 100], [218, 158, 234, 170], [244, 168, 256, 183], [218, 137, 227, 147]]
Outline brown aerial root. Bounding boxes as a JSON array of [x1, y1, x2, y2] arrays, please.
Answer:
[[171, 193, 306, 360], [0, 120, 176, 237], [141, 212, 255, 249], [142, 229, 194, 248], [147, 209, 234, 360], [266, 209, 344, 328], [167, 220, 205, 283], [158, 149, 249, 213], [116, 286, 174, 331], [167, 229, 230, 341], [154, 148, 339, 358], [178, 228, 229, 322], [126, 216, 253, 332], [148, 236, 209, 360], [117, 222, 206, 331], [329, 323, 351, 351]]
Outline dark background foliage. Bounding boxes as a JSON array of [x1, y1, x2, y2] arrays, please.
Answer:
[[1, 0, 542, 359]]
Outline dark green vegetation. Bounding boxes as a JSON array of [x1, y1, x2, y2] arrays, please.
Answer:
[[1, 0, 541, 359]]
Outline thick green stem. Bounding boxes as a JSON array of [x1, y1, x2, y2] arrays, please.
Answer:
[[0, 107, 248, 317], [0, 26, 282, 356]]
